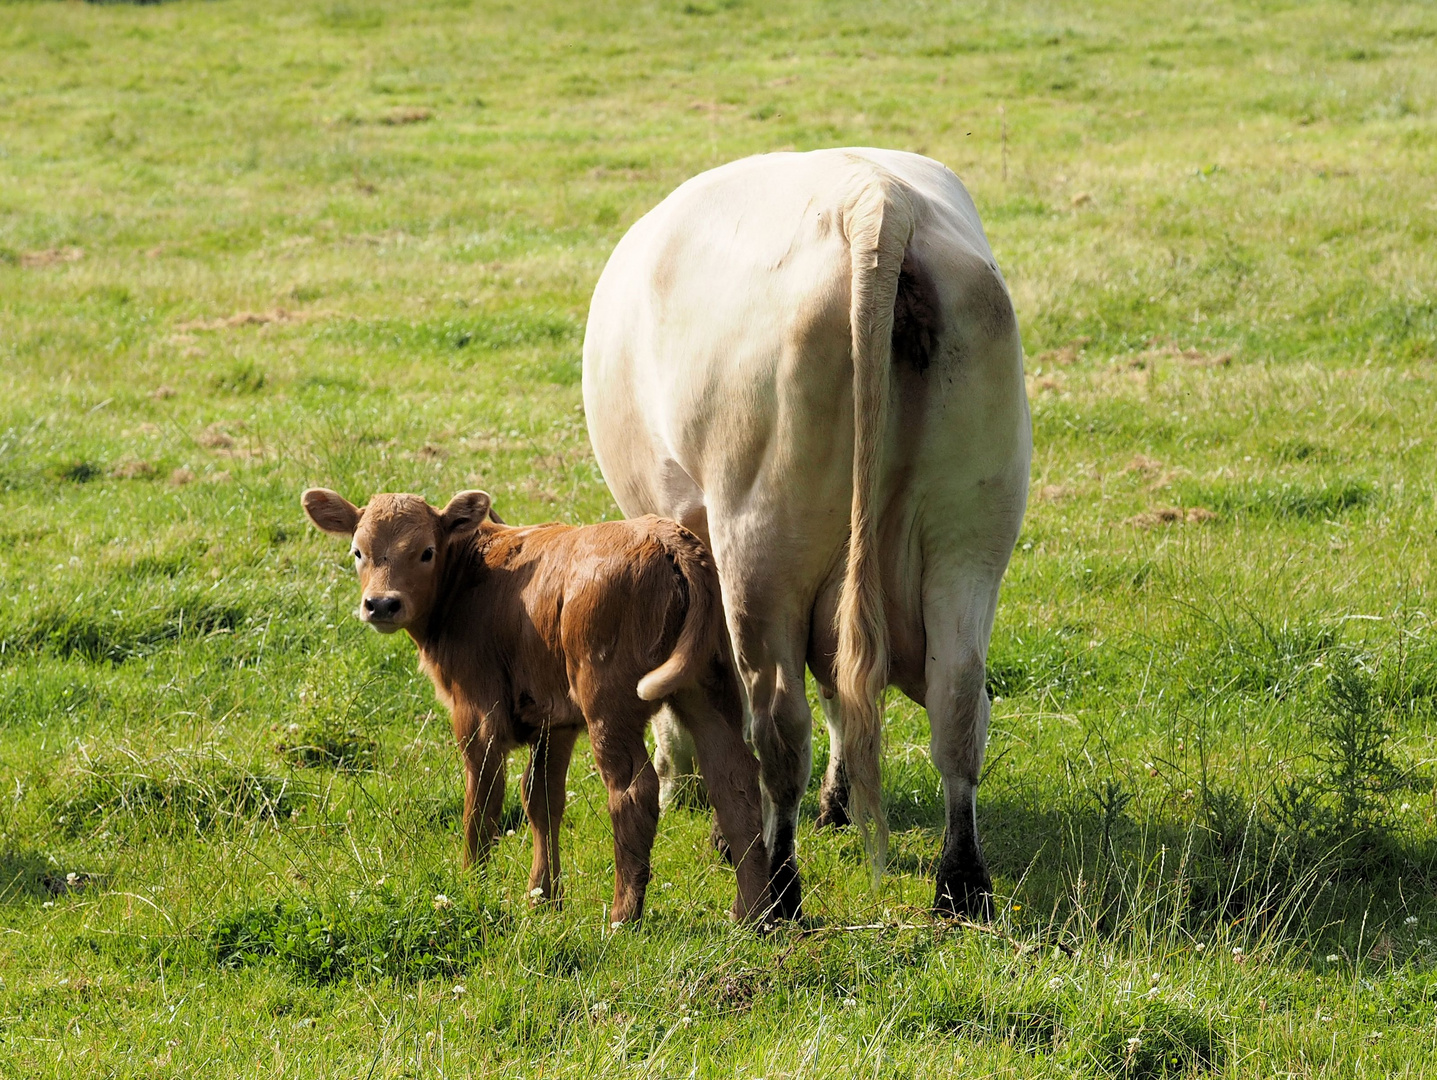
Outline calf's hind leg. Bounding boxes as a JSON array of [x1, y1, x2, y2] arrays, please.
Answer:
[[670, 684, 771, 922], [587, 714, 661, 924], [522, 726, 579, 904]]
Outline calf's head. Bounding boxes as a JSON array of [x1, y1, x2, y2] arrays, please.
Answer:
[[301, 488, 493, 634]]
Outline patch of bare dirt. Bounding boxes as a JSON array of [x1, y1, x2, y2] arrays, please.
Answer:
[[175, 308, 329, 332], [109, 460, 156, 480], [197, 424, 234, 449], [1123, 454, 1165, 477], [1034, 484, 1071, 503], [1125, 506, 1219, 528], [21, 247, 84, 268], [1029, 336, 1092, 367], [1123, 339, 1234, 369], [169, 468, 196, 487], [381, 106, 432, 125]]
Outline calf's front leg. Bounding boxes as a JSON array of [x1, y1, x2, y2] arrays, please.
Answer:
[[454, 707, 510, 868], [522, 725, 579, 904]]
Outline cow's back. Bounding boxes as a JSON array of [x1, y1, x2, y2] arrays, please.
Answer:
[[582, 148, 1030, 683]]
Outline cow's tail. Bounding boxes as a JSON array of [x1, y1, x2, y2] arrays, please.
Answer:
[[836, 168, 914, 877], [637, 530, 723, 702]]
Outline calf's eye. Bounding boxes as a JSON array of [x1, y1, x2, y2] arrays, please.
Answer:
[[421, 547, 435, 563], [352, 549, 361, 560]]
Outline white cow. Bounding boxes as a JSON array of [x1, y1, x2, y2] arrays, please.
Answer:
[[582, 148, 1030, 918]]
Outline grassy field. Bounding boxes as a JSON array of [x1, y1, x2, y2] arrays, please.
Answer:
[[3, 0, 1437, 1074]]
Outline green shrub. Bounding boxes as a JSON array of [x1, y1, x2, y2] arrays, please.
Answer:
[[210, 884, 508, 983], [276, 720, 378, 772], [54, 753, 310, 837], [1087, 999, 1225, 1078]]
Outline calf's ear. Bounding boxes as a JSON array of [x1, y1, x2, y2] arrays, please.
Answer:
[[440, 490, 492, 531], [302, 488, 363, 537]]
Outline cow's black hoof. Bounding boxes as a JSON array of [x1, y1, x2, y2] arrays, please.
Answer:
[[934, 865, 994, 921], [815, 783, 851, 830], [770, 858, 803, 921]]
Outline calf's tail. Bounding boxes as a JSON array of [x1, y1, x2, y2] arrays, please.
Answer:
[[636, 530, 723, 702], [835, 164, 915, 877]]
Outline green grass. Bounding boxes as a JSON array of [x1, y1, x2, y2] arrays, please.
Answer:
[[2, 0, 1437, 1074]]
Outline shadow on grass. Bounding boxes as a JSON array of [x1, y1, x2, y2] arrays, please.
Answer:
[[880, 780, 1437, 962], [0, 848, 102, 903]]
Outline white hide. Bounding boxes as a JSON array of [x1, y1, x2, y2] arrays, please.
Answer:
[[582, 148, 1031, 916]]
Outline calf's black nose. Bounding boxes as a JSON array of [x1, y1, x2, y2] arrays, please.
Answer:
[[364, 595, 402, 618]]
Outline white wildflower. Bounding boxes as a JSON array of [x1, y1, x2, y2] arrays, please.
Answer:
[[432, 893, 453, 911]]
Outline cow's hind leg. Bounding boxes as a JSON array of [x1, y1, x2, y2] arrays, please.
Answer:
[[653, 706, 709, 812], [923, 572, 1004, 920], [521, 726, 579, 904], [814, 691, 851, 829], [736, 645, 810, 920], [588, 714, 661, 924]]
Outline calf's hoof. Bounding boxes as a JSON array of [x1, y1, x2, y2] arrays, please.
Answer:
[[934, 865, 994, 922]]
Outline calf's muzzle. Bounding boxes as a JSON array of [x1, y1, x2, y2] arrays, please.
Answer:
[[362, 593, 404, 628]]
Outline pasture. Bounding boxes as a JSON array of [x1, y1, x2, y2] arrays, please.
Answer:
[[2, 0, 1436, 1074]]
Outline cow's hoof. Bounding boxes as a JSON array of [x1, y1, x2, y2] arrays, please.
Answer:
[[709, 814, 733, 865], [770, 859, 803, 921], [815, 785, 851, 830], [934, 867, 994, 921], [660, 774, 710, 814]]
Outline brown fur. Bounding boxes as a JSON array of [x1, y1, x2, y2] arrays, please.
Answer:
[[301, 488, 771, 924]]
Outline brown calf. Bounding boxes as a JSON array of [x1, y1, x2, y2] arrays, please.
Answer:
[[301, 487, 771, 924]]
